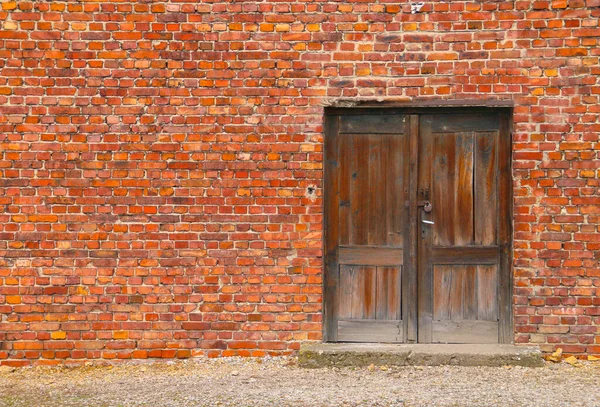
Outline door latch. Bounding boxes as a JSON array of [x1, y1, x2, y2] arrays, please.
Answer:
[[417, 200, 432, 213], [403, 200, 433, 213]]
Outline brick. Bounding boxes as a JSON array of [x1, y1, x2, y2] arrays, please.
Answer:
[[2, 2, 17, 10], [51, 332, 67, 340]]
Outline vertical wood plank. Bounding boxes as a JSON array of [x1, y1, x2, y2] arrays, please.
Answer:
[[416, 115, 431, 343], [401, 115, 412, 342], [368, 134, 385, 246], [406, 115, 420, 343], [455, 133, 474, 246], [433, 265, 451, 320], [432, 132, 474, 247], [324, 114, 340, 341], [449, 266, 464, 320], [338, 134, 351, 246], [434, 265, 477, 321], [350, 134, 369, 246], [463, 265, 478, 320], [376, 266, 401, 320], [388, 133, 405, 247], [351, 266, 376, 319], [497, 111, 513, 344], [338, 265, 354, 320], [432, 132, 456, 246], [474, 132, 498, 246], [363, 266, 377, 319], [477, 264, 499, 321]]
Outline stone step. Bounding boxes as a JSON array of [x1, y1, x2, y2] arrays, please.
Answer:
[[299, 343, 544, 368]]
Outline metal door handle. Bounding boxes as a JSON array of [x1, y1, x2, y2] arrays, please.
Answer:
[[422, 220, 434, 225]]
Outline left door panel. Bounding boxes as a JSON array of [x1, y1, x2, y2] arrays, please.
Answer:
[[324, 113, 408, 343]]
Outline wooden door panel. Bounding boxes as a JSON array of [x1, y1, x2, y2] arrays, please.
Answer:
[[339, 247, 403, 267], [474, 132, 498, 245], [432, 320, 499, 344], [338, 265, 403, 342], [429, 113, 500, 132], [418, 112, 510, 344], [432, 132, 475, 246], [432, 265, 499, 320], [431, 264, 500, 343], [376, 266, 402, 320], [337, 320, 403, 342], [339, 114, 405, 134], [326, 113, 408, 343], [340, 133, 404, 247], [339, 265, 377, 319], [338, 265, 401, 320], [477, 264, 499, 321]]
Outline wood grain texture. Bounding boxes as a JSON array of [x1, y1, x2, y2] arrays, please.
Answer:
[[355, 266, 377, 319], [338, 131, 351, 247], [431, 246, 500, 264], [339, 134, 406, 247], [350, 134, 369, 246], [463, 265, 478, 320], [431, 131, 455, 247], [475, 132, 498, 246], [337, 319, 403, 342], [430, 113, 500, 132], [389, 133, 405, 247], [432, 132, 474, 246], [477, 265, 499, 321], [339, 246, 403, 266], [339, 265, 377, 320], [368, 134, 385, 246], [338, 264, 403, 341], [455, 133, 474, 246], [376, 266, 401, 320], [432, 320, 499, 344], [339, 115, 406, 134], [338, 265, 403, 321], [407, 114, 421, 343], [497, 111, 513, 344], [323, 114, 340, 341], [433, 264, 452, 321], [432, 265, 499, 321]]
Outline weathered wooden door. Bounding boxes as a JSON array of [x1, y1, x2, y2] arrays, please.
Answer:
[[417, 113, 512, 344], [324, 113, 411, 342], [324, 108, 511, 344]]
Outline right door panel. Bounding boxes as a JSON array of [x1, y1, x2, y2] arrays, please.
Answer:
[[417, 113, 512, 344]]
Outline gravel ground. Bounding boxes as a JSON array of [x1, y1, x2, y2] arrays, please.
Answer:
[[0, 357, 598, 407]]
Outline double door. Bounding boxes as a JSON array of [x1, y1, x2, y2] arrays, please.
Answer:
[[324, 109, 512, 344]]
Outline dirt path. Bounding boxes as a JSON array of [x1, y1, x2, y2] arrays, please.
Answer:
[[0, 357, 598, 407]]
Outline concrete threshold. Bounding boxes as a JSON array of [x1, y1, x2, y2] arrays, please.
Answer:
[[298, 343, 544, 368]]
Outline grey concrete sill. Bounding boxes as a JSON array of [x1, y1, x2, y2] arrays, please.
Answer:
[[299, 343, 544, 368]]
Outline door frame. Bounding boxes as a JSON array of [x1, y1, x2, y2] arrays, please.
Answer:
[[323, 104, 514, 344]]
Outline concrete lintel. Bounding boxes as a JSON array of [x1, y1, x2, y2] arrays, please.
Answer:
[[298, 343, 544, 368]]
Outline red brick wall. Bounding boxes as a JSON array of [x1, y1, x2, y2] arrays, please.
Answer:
[[0, 0, 599, 365]]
